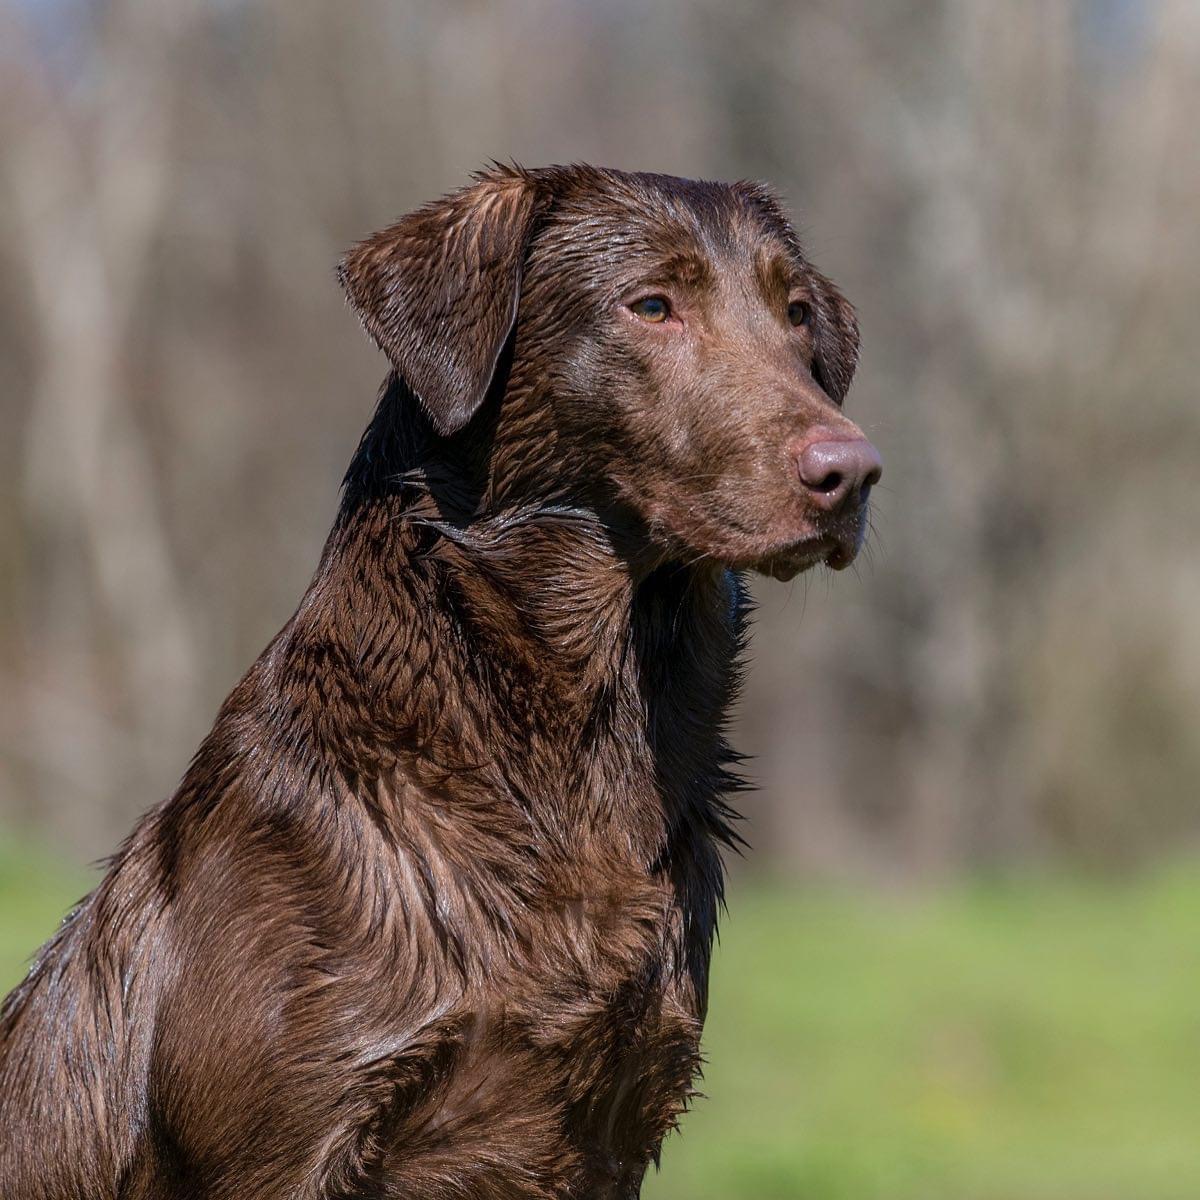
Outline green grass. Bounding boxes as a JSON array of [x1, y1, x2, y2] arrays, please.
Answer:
[[2, 844, 1197, 1198], [0, 835, 95, 995], [649, 866, 1200, 1200]]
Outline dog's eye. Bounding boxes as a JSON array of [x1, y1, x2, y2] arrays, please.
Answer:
[[788, 300, 812, 328], [630, 296, 671, 323]]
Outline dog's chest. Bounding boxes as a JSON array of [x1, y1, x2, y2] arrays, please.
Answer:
[[350, 854, 713, 1197], [436, 873, 709, 1190], [362, 687, 730, 1189]]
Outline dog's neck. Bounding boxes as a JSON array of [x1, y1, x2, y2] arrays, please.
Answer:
[[280, 374, 747, 863]]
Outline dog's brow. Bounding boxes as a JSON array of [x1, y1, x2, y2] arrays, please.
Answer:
[[621, 250, 714, 296], [754, 247, 798, 301], [660, 251, 714, 290]]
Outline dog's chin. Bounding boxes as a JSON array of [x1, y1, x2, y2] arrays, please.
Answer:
[[750, 533, 860, 581], [656, 509, 865, 580], [753, 540, 832, 582]]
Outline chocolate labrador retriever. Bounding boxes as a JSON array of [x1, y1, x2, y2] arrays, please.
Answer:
[[0, 164, 879, 1198]]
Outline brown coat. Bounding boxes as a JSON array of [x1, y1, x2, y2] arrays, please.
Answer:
[[0, 165, 873, 1199]]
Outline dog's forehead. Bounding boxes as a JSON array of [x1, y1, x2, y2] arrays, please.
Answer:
[[541, 169, 800, 277]]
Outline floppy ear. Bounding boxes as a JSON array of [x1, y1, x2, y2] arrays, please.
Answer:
[[809, 270, 861, 406], [338, 173, 545, 436]]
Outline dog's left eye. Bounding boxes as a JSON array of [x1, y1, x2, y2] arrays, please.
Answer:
[[788, 300, 812, 328], [630, 296, 671, 323]]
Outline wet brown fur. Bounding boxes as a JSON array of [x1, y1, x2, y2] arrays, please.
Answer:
[[0, 165, 867, 1198]]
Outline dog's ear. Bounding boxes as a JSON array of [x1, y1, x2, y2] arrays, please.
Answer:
[[809, 270, 860, 406], [338, 172, 545, 436]]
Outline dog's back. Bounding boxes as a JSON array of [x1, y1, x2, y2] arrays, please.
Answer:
[[1, 165, 875, 1199]]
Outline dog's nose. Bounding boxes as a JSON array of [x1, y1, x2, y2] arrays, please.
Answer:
[[797, 436, 882, 511]]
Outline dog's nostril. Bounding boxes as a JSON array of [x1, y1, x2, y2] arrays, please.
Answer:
[[860, 464, 881, 502], [812, 470, 843, 495]]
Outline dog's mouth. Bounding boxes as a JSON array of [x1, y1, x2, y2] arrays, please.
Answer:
[[649, 492, 870, 580], [756, 539, 835, 581], [753, 528, 863, 581]]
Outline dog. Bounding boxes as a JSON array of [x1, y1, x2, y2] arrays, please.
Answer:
[[0, 164, 879, 1199]]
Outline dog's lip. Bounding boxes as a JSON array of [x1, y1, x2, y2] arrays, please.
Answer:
[[824, 539, 857, 572], [756, 535, 838, 581], [754, 527, 864, 579]]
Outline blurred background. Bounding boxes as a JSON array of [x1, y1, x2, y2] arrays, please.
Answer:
[[1, 1, 1198, 1196]]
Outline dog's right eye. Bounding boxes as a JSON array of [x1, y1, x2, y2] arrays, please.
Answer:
[[629, 296, 671, 323]]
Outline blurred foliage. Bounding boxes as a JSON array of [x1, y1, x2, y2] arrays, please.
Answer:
[[1, 1, 1198, 874], [4, 841, 1198, 1199]]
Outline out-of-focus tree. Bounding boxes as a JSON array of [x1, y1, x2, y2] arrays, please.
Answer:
[[1, 0, 1196, 875], [1, 0, 211, 849]]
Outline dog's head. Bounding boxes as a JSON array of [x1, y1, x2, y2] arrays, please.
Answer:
[[339, 165, 878, 579]]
